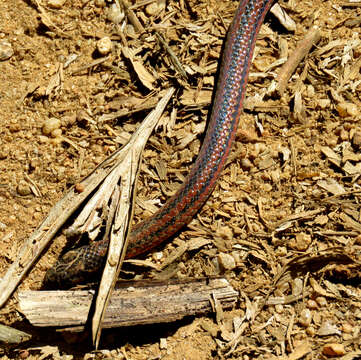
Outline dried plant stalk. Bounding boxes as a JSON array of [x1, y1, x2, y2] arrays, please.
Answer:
[[92, 87, 175, 348], [18, 278, 238, 330]]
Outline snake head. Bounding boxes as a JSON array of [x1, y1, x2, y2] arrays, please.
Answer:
[[44, 243, 107, 289]]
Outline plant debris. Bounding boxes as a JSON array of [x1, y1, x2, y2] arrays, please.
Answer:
[[0, 0, 360, 358]]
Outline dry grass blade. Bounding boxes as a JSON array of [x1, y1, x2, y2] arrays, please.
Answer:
[[155, 32, 187, 79], [118, 0, 145, 33], [92, 87, 175, 348]]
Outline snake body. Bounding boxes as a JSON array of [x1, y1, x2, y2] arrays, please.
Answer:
[[45, 0, 274, 287]]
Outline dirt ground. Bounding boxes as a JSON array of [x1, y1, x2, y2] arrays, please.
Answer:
[[0, 0, 361, 358]]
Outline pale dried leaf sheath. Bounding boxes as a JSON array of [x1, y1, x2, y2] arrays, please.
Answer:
[[155, 32, 187, 79], [270, 3, 296, 31], [92, 88, 175, 348]]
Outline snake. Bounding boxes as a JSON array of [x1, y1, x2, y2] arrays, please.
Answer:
[[45, 0, 275, 287]]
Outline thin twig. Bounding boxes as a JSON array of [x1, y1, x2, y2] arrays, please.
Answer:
[[276, 26, 321, 95], [118, 0, 145, 33], [155, 32, 188, 79], [70, 56, 110, 75]]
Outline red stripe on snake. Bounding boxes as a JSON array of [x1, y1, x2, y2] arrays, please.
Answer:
[[45, 0, 275, 287]]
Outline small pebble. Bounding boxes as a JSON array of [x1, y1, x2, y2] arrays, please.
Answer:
[[0, 39, 13, 61], [290, 232, 312, 251], [275, 304, 283, 313], [218, 252, 236, 271], [341, 323, 353, 334], [50, 136, 63, 146], [47, 0, 67, 8], [322, 343, 345, 357], [275, 246, 287, 257], [263, 183, 272, 192], [17, 180, 32, 196], [74, 183, 85, 193], [315, 296, 327, 307], [298, 308, 312, 327], [76, 110, 93, 126], [97, 37, 112, 55], [292, 278, 303, 296], [145, 2, 160, 15], [313, 311, 321, 325], [307, 299, 318, 309], [51, 128, 62, 138], [18, 350, 29, 359], [240, 158, 252, 170], [339, 128, 348, 141], [217, 225, 233, 240], [152, 251, 163, 261], [38, 135, 49, 143], [43, 117, 61, 136], [231, 250, 240, 263], [159, 338, 167, 350], [61, 113, 77, 127], [317, 98, 331, 109], [306, 326, 316, 336], [107, 3, 124, 24]]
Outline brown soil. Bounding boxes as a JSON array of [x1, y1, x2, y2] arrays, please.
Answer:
[[0, 0, 360, 359]]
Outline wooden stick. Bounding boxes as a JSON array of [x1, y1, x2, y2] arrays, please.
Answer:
[[155, 32, 188, 79], [18, 278, 238, 330], [118, 0, 145, 33], [276, 26, 321, 95]]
